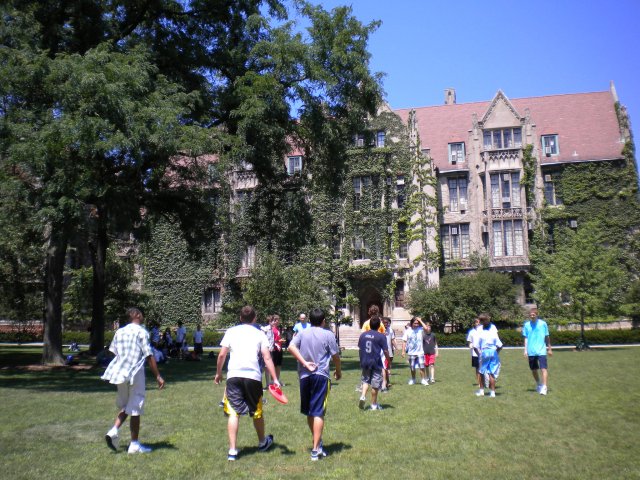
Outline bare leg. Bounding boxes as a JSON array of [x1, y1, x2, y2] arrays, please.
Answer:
[[361, 382, 369, 399], [130, 415, 140, 442], [371, 388, 379, 406], [541, 368, 548, 386], [307, 416, 324, 451], [227, 415, 239, 451], [252, 415, 266, 444], [489, 375, 496, 391], [419, 367, 427, 380], [429, 364, 435, 381], [114, 410, 128, 429], [531, 369, 540, 385]]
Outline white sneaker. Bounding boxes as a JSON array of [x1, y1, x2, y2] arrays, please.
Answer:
[[105, 430, 119, 451], [489, 390, 496, 398], [475, 389, 485, 397], [536, 384, 542, 393], [370, 404, 383, 411], [128, 443, 152, 454], [420, 379, 429, 386], [408, 379, 415, 385], [539, 385, 547, 395]]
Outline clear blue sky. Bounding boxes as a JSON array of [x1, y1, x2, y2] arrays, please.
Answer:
[[309, 0, 640, 169]]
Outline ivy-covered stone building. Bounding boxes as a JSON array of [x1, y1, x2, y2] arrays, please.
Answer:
[[143, 83, 638, 330], [395, 82, 637, 305]]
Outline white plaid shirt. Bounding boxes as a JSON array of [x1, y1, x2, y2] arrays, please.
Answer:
[[101, 323, 152, 385]]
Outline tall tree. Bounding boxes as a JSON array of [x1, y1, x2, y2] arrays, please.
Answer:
[[1, 1, 383, 362], [533, 222, 627, 349]]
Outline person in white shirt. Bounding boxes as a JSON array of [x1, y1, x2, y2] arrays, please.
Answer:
[[176, 321, 187, 359], [193, 324, 204, 357], [215, 306, 279, 461], [474, 313, 503, 398], [466, 317, 483, 395]]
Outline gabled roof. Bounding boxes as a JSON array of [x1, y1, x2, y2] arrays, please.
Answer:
[[394, 90, 624, 172]]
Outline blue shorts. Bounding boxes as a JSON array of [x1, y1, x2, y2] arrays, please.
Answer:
[[528, 355, 548, 370], [300, 374, 331, 417]]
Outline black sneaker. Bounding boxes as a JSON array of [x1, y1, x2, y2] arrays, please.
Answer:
[[258, 434, 274, 452]]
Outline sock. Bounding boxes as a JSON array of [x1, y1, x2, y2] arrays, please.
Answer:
[[229, 448, 238, 455], [108, 426, 118, 436]]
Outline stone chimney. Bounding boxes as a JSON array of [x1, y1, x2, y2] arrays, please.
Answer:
[[444, 88, 456, 105]]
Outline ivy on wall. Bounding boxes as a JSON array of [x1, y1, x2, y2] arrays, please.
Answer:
[[140, 109, 439, 325]]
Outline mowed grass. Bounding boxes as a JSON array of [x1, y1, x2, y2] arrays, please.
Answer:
[[1, 346, 639, 480]]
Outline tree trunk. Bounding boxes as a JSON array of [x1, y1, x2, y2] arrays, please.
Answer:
[[89, 206, 108, 355], [42, 228, 68, 365]]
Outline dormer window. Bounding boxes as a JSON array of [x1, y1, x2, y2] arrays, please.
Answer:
[[287, 155, 302, 175], [448, 143, 465, 164], [483, 128, 522, 150], [542, 135, 559, 156]]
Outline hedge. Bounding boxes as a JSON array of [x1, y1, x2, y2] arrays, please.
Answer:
[[2, 327, 639, 348], [432, 328, 640, 348], [0, 329, 225, 347]]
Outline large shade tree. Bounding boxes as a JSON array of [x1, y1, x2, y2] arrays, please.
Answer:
[[533, 222, 627, 349], [1, 1, 383, 363]]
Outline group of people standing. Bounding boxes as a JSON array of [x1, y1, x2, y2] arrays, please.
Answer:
[[465, 307, 552, 397], [99, 304, 551, 459]]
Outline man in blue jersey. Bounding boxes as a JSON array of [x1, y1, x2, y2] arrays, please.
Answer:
[[357, 316, 389, 411], [523, 307, 552, 395], [288, 308, 342, 461]]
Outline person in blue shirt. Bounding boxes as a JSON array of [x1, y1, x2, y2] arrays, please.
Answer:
[[357, 316, 390, 411], [522, 307, 552, 395]]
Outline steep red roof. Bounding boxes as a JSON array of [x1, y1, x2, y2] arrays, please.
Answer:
[[394, 90, 624, 172]]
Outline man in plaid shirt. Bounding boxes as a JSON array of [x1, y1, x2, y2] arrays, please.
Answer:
[[102, 307, 165, 454]]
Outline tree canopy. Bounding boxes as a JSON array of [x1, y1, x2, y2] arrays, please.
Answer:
[[0, 1, 383, 362]]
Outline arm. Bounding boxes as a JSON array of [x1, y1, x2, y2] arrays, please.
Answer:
[[435, 341, 439, 358], [260, 346, 280, 386], [214, 346, 229, 384], [331, 353, 342, 380], [146, 355, 165, 389], [545, 335, 552, 356], [402, 339, 407, 357], [523, 337, 528, 357], [287, 343, 317, 372]]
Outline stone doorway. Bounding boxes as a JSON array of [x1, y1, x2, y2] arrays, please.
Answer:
[[358, 286, 383, 327]]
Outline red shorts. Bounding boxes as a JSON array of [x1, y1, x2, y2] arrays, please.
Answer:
[[424, 354, 436, 366]]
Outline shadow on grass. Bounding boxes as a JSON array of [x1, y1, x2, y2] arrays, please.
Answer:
[[323, 442, 352, 455], [0, 347, 364, 393]]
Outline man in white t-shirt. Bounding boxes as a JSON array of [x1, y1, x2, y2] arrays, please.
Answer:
[[176, 321, 187, 359], [466, 317, 483, 395], [215, 306, 280, 461]]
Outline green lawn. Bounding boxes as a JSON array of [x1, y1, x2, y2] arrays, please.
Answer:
[[1, 346, 639, 480]]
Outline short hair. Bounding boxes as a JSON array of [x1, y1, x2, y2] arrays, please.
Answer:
[[240, 306, 256, 323], [126, 307, 142, 320], [423, 320, 432, 327], [309, 308, 325, 326], [368, 305, 380, 317], [478, 313, 491, 322], [382, 316, 391, 323], [369, 316, 381, 332], [410, 316, 420, 324]]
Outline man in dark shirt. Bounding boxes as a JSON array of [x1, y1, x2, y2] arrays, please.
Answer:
[[357, 316, 390, 411]]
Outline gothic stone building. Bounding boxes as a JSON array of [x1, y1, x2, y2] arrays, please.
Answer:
[[195, 83, 634, 330]]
